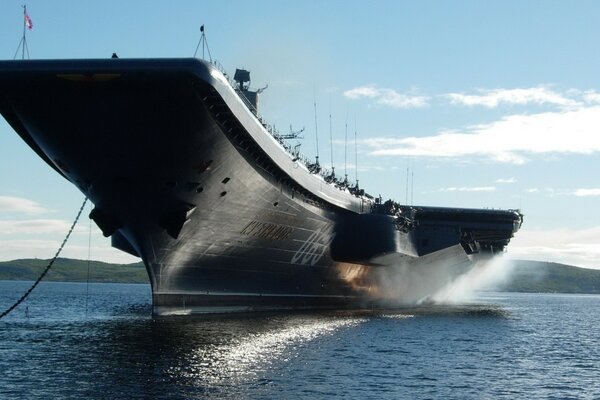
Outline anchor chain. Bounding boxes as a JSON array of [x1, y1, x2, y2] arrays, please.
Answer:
[[0, 197, 88, 320]]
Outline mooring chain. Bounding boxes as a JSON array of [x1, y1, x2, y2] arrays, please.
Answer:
[[0, 197, 88, 320]]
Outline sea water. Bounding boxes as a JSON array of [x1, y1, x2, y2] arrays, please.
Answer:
[[1, 281, 599, 399]]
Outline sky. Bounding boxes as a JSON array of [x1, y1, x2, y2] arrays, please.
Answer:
[[0, 1, 599, 268]]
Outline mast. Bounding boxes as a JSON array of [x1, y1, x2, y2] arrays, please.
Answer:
[[411, 168, 414, 205], [354, 116, 359, 188], [14, 5, 31, 60], [194, 25, 212, 61], [405, 162, 409, 204], [313, 88, 320, 167], [329, 96, 335, 175], [344, 110, 348, 183], [21, 5, 26, 60]]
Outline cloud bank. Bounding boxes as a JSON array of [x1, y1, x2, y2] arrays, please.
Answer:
[[0, 196, 48, 214], [508, 226, 600, 269], [446, 87, 579, 109], [345, 85, 592, 110], [573, 188, 600, 197], [364, 106, 600, 164], [0, 219, 83, 235]]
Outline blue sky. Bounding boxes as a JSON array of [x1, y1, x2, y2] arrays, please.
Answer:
[[1, 1, 599, 268]]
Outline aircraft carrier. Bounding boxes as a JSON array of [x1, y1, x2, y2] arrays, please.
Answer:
[[0, 58, 522, 314]]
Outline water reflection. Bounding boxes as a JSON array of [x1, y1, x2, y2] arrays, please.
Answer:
[[1, 281, 521, 399], [89, 306, 507, 398], [192, 317, 366, 384], [91, 313, 367, 398]]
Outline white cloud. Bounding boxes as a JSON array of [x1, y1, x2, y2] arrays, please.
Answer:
[[573, 188, 600, 197], [524, 187, 565, 197], [583, 90, 600, 104], [344, 85, 380, 99], [0, 219, 84, 235], [0, 196, 48, 214], [343, 85, 429, 109], [0, 219, 138, 263], [446, 87, 579, 108], [440, 186, 496, 192], [366, 106, 600, 163], [496, 177, 517, 184], [508, 226, 600, 269]]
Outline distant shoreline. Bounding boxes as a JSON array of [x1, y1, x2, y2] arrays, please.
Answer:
[[0, 258, 148, 284], [1, 258, 599, 294]]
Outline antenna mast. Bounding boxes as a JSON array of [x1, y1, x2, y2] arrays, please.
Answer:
[[194, 25, 212, 61], [405, 162, 409, 204], [14, 5, 31, 60], [411, 168, 414, 205], [329, 97, 335, 174], [354, 116, 359, 188], [344, 110, 348, 183], [313, 88, 320, 167]]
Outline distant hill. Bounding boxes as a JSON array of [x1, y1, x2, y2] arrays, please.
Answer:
[[0, 258, 148, 284], [498, 260, 600, 294], [1, 258, 600, 294]]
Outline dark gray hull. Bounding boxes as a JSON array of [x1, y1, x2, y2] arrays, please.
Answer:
[[0, 58, 522, 315]]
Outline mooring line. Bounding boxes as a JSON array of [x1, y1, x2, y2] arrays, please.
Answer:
[[0, 197, 88, 320], [85, 201, 92, 317]]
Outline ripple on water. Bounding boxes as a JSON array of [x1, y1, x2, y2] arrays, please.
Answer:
[[1, 283, 600, 399]]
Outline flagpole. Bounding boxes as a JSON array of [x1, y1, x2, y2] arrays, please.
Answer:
[[14, 5, 28, 60], [13, 5, 32, 60], [22, 5, 27, 60]]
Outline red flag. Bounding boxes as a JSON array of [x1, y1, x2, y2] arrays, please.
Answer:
[[25, 13, 33, 30]]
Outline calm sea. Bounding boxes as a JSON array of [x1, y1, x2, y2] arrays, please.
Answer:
[[0, 281, 599, 399]]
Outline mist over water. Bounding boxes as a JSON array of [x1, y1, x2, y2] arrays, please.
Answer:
[[431, 255, 516, 304], [371, 252, 517, 306]]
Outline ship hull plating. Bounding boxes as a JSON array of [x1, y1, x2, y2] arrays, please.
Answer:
[[0, 58, 522, 314]]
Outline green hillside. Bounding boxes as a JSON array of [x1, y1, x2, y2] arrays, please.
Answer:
[[1, 258, 600, 294], [0, 258, 148, 284], [499, 260, 600, 294]]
